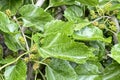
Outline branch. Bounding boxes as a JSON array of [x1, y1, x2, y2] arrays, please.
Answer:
[[35, 0, 45, 7], [111, 16, 120, 44], [20, 27, 30, 51], [13, 16, 30, 51], [90, 16, 111, 24], [111, 16, 120, 33], [0, 51, 31, 71]]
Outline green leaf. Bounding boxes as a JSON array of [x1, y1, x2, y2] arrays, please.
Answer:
[[117, 14, 120, 19], [89, 41, 105, 60], [0, 0, 23, 15], [109, 4, 120, 11], [39, 33, 95, 63], [4, 34, 25, 52], [45, 58, 77, 80], [49, 0, 75, 7], [19, 4, 53, 31], [117, 32, 120, 43], [44, 20, 73, 36], [103, 62, 120, 80], [33, 20, 95, 63], [75, 61, 103, 80], [109, 44, 120, 64], [0, 57, 15, 64], [74, 20, 90, 31], [76, 0, 99, 6], [73, 26, 111, 43], [4, 60, 27, 80], [0, 74, 4, 80], [0, 11, 19, 34], [64, 5, 83, 23]]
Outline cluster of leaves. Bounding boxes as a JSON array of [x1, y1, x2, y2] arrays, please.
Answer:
[[0, 0, 120, 80]]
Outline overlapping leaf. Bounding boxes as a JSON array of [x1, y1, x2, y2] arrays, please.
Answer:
[[46, 59, 77, 80], [103, 62, 120, 80], [109, 44, 120, 64], [40, 34, 94, 63], [46, 59, 120, 80], [75, 61, 103, 80], [4, 34, 25, 52], [64, 5, 83, 23], [0, 0, 23, 15], [19, 4, 53, 31], [73, 26, 111, 43], [0, 11, 19, 34], [4, 60, 27, 80], [33, 20, 95, 63], [89, 41, 105, 60]]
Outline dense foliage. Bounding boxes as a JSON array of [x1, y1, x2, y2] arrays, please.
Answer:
[[0, 0, 120, 80]]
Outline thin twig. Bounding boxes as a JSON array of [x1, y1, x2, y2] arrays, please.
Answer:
[[31, 0, 34, 5], [34, 61, 47, 66], [35, 0, 45, 7], [13, 16, 30, 51], [113, 34, 118, 44], [38, 69, 46, 80], [35, 71, 38, 80], [21, 27, 30, 51], [34, 60, 47, 80], [0, 51, 32, 71], [44, 6, 51, 11], [90, 16, 111, 24]]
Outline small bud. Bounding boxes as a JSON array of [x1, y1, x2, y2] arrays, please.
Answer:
[[92, 21, 98, 26], [18, 21, 23, 26], [90, 10, 95, 15], [24, 57, 29, 63], [19, 36, 25, 45], [109, 25, 117, 32], [33, 62, 39, 70], [113, 10, 119, 14], [109, 21, 115, 25], [98, 24, 105, 29], [29, 54, 35, 59], [5, 9, 11, 17], [30, 44, 37, 51]]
